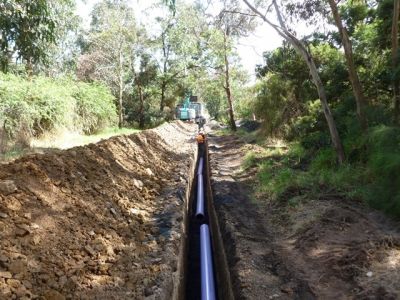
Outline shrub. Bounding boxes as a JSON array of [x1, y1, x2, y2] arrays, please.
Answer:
[[0, 73, 117, 144]]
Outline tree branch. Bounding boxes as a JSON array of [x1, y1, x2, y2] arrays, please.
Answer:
[[221, 10, 257, 17]]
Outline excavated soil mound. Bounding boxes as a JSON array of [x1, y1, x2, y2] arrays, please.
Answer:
[[0, 122, 196, 300]]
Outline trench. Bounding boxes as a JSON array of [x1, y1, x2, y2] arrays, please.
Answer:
[[179, 139, 235, 300]]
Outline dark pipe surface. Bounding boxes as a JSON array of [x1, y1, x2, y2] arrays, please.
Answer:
[[200, 224, 216, 300], [197, 157, 204, 175], [195, 174, 205, 220]]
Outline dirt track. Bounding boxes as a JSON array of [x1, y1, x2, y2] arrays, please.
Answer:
[[0, 122, 196, 300], [209, 133, 400, 300]]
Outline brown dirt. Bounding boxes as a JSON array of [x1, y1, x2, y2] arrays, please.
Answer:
[[209, 133, 400, 300], [0, 121, 196, 300]]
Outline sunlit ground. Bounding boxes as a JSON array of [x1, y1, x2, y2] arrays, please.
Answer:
[[1, 127, 140, 162], [30, 127, 140, 150]]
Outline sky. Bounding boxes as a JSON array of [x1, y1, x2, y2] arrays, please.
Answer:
[[76, 0, 284, 80]]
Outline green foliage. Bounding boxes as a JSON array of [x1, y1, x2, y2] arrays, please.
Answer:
[[0, 0, 62, 72], [252, 125, 400, 218], [0, 73, 117, 143], [254, 74, 299, 137], [72, 82, 117, 133], [242, 151, 257, 170]]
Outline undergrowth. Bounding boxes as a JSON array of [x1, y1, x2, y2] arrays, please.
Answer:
[[246, 125, 400, 218], [0, 73, 117, 152]]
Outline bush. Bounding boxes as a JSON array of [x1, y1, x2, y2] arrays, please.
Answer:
[[72, 81, 117, 133], [255, 125, 400, 218], [363, 126, 400, 215], [0, 73, 117, 144]]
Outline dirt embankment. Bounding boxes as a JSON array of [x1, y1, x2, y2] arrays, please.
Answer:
[[209, 134, 400, 300], [0, 122, 196, 300]]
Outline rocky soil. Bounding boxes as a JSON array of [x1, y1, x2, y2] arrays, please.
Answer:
[[0, 122, 196, 300], [209, 133, 400, 300]]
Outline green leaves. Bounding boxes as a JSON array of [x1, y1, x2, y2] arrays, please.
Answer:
[[0, 0, 60, 71], [0, 73, 116, 139]]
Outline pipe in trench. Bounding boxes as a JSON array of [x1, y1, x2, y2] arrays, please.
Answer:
[[196, 174, 205, 220], [196, 156, 205, 220], [197, 157, 204, 175], [200, 224, 216, 300]]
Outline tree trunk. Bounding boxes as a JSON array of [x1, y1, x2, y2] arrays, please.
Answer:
[[243, 0, 345, 164], [138, 81, 145, 129], [328, 0, 368, 132], [307, 53, 345, 164], [223, 31, 237, 131], [118, 51, 124, 129], [160, 81, 166, 111], [392, 0, 400, 124], [160, 28, 170, 112], [26, 57, 33, 79]]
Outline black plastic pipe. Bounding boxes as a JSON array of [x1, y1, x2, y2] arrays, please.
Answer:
[[198, 157, 204, 175], [196, 174, 205, 220], [200, 224, 216, 300]]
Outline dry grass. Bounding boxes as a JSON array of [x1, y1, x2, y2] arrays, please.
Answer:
[[1, 127, 140, 162]]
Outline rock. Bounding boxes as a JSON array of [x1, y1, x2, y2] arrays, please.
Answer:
[[14, 285, 29, 298], [0, 212, 8, 219], [5, 196, 21, 211], [145, 168, 154, 177], [8, 260, 27, 274], [0, 271, 12, 278], [144, 286, 154, 297], [109, 208, 117, 216], [30, 223, 40, 229], [0, 286, 12, 298], [366, 271, 373, 277], [15, 228, 29, 237], [84, 245, 96, 257], [0, 180, 17, 195], [88, 230, 95, 236], [16, 224, 31, 233], [22, 280, 32, 289], [106, 245, 114, 256], [133, 179, 144, 190], [58, 276, 67, 286], [98, 263, 111, 275], [43, 289, 66, 300], [280, 283, 295, 294], [136, 231, 145, 242], [6, 278, 21, 288], [31, 235, 41, 245]]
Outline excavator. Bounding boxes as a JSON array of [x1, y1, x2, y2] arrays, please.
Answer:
[[175, 95, 206, 126]]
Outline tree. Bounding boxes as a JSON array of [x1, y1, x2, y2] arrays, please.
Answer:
[[0, 0, 58, 74], [243, 0, 345, 164], [156, 15, 175, 112], [215, 0, 255, 131], [40, 0, 81, 77], [327, 0, 368, 132], [154, 4, 208, 112], [392, 0, 400, 123], [132, 53, 158, 129], [77, 0, 137, 128]]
